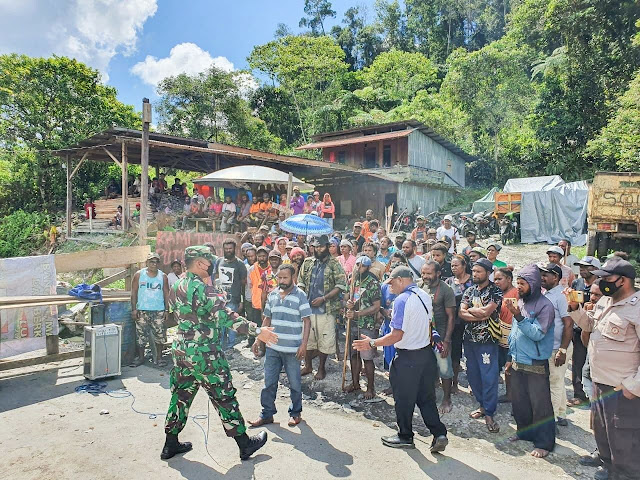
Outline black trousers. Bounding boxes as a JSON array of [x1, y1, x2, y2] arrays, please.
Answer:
[[593, 383, 640, 480], [390, 347, 447, 440], [571, 329, 588, 399], [510, 367, 556, 452]]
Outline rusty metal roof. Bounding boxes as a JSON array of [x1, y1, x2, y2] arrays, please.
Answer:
[[296, 129, 414, 150]]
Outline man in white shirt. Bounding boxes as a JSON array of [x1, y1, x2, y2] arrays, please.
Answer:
[[221, 195, 237, 232], [436, 215, 460, 253], [401, 239, 425, 280], [558, 239, 579, 276], [167, 260, 182, 288], [353, 266, 448, 452]]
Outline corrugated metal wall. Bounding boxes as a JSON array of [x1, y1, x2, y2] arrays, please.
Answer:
[[407, 131, 466, 188], [398, 183, 455, 215]]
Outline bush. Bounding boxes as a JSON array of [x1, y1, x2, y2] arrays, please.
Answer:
[[0, 210, 50, 258]]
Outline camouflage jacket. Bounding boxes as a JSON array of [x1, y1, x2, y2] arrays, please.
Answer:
[[169, 271, 254, 345], [352, 272, 382, 330], [297, 256, 347, 315]]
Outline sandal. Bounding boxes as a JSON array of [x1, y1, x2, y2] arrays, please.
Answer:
[[469, 409, 485, 419], [486, 421, 500, 433]]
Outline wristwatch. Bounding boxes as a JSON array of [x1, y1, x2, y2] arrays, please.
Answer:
[[256, 327, 262, 335], [558, 347, 567, 354], [369, 339, 376, 349]]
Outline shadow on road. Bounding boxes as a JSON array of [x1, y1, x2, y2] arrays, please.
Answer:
[[267, 422, 354, 477], [168, 453, 271, 479], [407, 447, 500, 480]]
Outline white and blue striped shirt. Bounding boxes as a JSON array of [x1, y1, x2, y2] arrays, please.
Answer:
[[263, 286, 312, 354]]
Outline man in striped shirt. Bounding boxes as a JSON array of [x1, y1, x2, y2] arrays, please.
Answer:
[[250, 264, 312, 428]]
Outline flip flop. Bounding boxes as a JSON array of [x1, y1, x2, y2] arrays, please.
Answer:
[[469, 409, 485, 419], [486, 421, 500, 433]]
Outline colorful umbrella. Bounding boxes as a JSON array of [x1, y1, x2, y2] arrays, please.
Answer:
[[279, 214, 332, 236]]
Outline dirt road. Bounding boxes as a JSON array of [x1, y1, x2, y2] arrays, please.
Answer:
[[0, 240, 599, 479]]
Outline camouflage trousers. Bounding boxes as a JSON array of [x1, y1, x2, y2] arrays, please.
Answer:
[[135, 310, 165, 347], [164, 340, 247, 437]]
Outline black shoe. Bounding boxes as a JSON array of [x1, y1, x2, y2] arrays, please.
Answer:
[[556, 417, 568, 427], [498, 394, 511, 404], [381, 435, 415, 449], [579, 451, 604, 467], [594, 466, 609, 480], [430, 435, 448, 453], [238, 431, 268, 460], [160, 440, 193, 460]]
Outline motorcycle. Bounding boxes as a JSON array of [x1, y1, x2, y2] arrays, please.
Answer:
[[500, 212, 520, 244], [458, 213, 476, 237]]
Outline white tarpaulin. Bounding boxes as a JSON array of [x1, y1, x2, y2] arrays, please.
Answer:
[[503, 175, 565, 192], [0, 255, 58, 358], [520, 181, 589, 246], [193, 165, 315, 191]]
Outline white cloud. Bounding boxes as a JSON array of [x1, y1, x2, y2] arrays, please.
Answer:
[[0, 0, 157, 82], [131, 42, 235, 87]]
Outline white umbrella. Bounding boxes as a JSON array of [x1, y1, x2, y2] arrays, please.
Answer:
[[193, 165, 315, 190]]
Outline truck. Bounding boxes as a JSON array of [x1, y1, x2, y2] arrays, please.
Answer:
[[586, 172, 640, 258]]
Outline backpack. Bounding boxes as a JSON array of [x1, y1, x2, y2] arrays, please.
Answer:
[[69, 283, 102, 302]]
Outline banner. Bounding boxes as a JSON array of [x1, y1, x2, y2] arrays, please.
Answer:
[[156, 231, 238, 272], [0, 255, 58, 359]]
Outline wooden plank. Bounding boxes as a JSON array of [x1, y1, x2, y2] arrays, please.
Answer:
[[54, 245, 150, 272], [0, 350, 83, 372], [69, 152, 89, 180], [121, 142, 129, 230], [0, 292, 131, 306], [0, 297, 130, 310], [94, 269, 128, 287], [66, 154, 72, 238], [103, 147, 122, 169], [140, 99, 150, 246]]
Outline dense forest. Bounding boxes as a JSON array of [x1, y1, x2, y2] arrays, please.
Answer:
[[1, 0, 640, 221]]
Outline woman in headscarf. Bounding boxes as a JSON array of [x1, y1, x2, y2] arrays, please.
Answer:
[[276, 236, 289, 261], [289, 247, 306, 282], [319, 193, 335, 229], [303, 195, 314, 214]]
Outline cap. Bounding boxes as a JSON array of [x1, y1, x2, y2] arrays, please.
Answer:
[[136, 202, 141, 207], [473, 258, 494, 273], [389, 266, 414, 279], [310, 211, 319, 216], [416, 215, 425, 220], [259, 225, 269, 231], [487, 243, 502, 251], [329, 237, 340, 247], [293, 186, 300, 191], [313, 191, 320, 196], [286, 241, 297, 249], [268, 249, 282, 258], [256, 246, 269, 254], [170, 258, 181, 266], [471, 246, 487, 257], [427, 228, 437, 235], [574, 256, 601, 268], [340, 239, 353, 248], [311, 234, 329, 246], [184, 245, 215, 263], [592, 256, 636, 279], [538, 262, 563, 278], [443, 214, 453, 221], [353, 221, 363, 228], [241, 242, 253, 251], [546, 246, 565, 256], [440, 235, 451, 244], [465, 230, 476, 236], [355, 255, 372, 267], [147, 252, 160, 261], [396, 231, 407, 238]]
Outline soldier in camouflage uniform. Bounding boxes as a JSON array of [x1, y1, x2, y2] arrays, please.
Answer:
[[161, 245, 278, 461]]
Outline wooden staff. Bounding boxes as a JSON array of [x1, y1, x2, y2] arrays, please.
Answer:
[[341, 269, 360, 392]]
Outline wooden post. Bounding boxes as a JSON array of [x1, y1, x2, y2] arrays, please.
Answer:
[[140, 98, 151, 245], [121, 142, 129, 231], [287, 172, 293, 216], [66, 154, 72, 238]]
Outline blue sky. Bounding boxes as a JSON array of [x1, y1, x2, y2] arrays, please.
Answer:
[[0, 0, 376, 109]]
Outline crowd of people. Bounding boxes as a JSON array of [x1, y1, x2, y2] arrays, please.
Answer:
[[129, 204, 639, 479]]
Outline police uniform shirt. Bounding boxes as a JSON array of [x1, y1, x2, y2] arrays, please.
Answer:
[[390, 285, 433, 350], [570, 292, 640, 397]]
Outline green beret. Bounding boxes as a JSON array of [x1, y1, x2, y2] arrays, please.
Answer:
[[185, 245, 216, 263]]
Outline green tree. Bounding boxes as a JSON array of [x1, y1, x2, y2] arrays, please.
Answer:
[[299, 0, 336, 35], [375, 0, 410, 51], [248, 35, 349, 142], [586, 71, 640, 171], [0, 54, 139, 213], [156, 66, 282, 151]]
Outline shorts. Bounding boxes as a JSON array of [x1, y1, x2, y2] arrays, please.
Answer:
[[435, 350, 453, 379], [498, 347, 511, 370], [135, 310, 165, 347], [349, 326, 377, 361], [306, 313, 336, 355]]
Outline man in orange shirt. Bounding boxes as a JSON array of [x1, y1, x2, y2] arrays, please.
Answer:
[[249, 247, 270, 312], [361, 210, 374, 240]]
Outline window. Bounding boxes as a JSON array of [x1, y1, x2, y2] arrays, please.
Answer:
[[383, 145, 391, 167], [337, 151, 346, 164]]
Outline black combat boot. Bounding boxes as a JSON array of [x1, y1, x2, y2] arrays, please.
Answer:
[[160, 433, 193, 460], [235, 431, 268, 460]]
